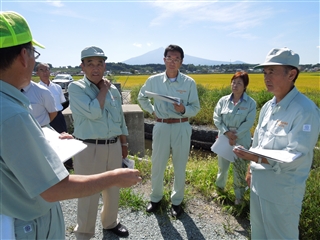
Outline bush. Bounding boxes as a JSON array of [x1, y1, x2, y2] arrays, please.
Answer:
[[299, 146, 320, 239]]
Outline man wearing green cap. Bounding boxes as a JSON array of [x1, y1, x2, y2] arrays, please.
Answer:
[[68, 46, 130, 239], [234, 47, 320, 239], [0, 11, 141, 239]]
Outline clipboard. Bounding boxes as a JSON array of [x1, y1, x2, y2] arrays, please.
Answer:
[[42, 127, 87, 163], [233, 146, 302, 163]]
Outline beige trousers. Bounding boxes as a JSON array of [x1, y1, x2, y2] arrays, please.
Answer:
[[73, 140, 122, 239]]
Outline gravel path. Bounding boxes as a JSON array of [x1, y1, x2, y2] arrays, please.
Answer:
[[61, 182, 249, 240]]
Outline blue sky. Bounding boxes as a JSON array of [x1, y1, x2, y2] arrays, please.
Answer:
[[2, 0, 319, 67]]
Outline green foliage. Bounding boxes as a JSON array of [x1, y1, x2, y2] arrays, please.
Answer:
[[129, 85, 141, 105], [119, 188, 147, 211], [299, 144, 320, 239], [249, 89, 273, 109], [299, 167, 320, 239], [192, 85, 231, 125]]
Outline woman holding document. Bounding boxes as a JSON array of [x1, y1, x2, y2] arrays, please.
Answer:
[[213, 71, 256, 205]]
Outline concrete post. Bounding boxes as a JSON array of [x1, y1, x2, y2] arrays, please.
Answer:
[[122, 104, 145, 157]]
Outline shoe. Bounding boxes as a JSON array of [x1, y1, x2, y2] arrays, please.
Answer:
[[146, 201, 161, 213], [170, 204, 183, 218], [215, 185, 225, 193], [105, 223, 129, 237]]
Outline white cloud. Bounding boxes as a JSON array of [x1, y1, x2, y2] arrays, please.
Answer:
[[46, 0, 64, 7], [317, 46, 320, 49], [133, 43, 142, 48], [148, 1, 274, 36]]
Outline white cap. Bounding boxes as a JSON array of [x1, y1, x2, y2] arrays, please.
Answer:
[[254, 47, 299, 68]]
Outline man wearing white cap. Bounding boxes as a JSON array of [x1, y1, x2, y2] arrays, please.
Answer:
[[68, 46, 130, 239], [234, 47, 320, 239], [0, 11, 141, 239]]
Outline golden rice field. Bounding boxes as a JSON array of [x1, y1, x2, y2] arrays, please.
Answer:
[[34, 72, 319, 93], [113, 72, 319, 92]]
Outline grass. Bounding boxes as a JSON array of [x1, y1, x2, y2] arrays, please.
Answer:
[[122, 142, 319, 239]]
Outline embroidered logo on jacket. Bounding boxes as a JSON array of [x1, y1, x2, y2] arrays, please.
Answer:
[[176, 90, 186, 94]]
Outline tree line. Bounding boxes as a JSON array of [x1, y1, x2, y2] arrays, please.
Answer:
[[35, 62, 320, 75]]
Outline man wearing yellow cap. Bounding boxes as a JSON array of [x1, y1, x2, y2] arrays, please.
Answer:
[[0, 11, 141, 239]]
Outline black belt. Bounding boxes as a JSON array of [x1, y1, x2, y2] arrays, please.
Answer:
[[156, 118, 189, 124], [79, 138, 118, 144]]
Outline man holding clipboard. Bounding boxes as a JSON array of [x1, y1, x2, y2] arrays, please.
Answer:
[[233, 47, 320, 239], [138, 45, 200, 218]]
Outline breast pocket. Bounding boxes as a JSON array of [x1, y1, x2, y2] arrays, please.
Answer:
[[269, 122, 290, 148], [106, 103, 122, 123], [271, 125, 289, 136]]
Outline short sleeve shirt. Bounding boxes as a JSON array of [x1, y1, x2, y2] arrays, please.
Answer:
[[0, 80, 69, 221], [39, 81, 66, 111], [22, 81, 57, 126]]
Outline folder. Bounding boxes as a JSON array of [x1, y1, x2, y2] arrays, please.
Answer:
[[42, 127, 87, 163], [145, 91, 181, 105], [233, 146, 302, 163]]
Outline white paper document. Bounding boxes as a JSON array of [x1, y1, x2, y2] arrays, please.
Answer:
[[211, 134, 236, 162], [42, 127, 87, 163], [122, 158, 135, 169], [145, 91, 181, 105], [233, 146, 302, 163]]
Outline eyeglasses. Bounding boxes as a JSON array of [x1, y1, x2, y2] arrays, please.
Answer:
[[33, 48, 41, 60], [165, 57, 181, 64], [38, 67, 50, 72]]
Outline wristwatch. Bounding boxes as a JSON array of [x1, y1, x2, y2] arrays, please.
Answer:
[[257, 157, 262, 164]]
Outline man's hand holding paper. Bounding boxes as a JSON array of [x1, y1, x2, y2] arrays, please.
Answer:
[[145, 91, 181, 105], [233, 145, 257, 163]]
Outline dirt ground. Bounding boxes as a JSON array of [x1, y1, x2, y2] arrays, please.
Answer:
[[131, 179, 250, 237]]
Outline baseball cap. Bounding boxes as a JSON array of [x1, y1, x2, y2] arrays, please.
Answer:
[[81, 46, 108, 60], [0, 11, 44, 49], [254, 47, 299, 69]]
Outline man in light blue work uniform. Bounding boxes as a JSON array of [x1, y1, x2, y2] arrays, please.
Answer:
[[234, 47, 320, 239], [0, 11, 141, 240], [68, 46, 131, 239], [138, 44, 200, 217]]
